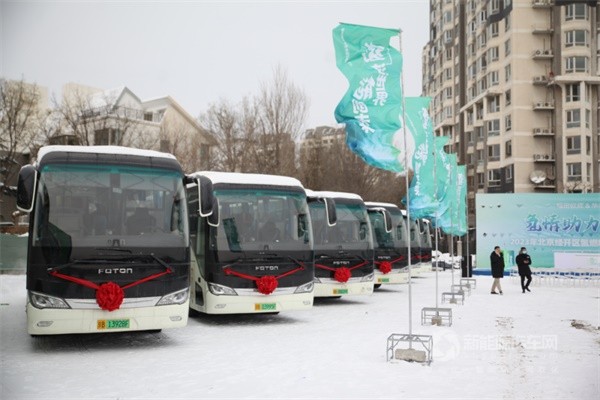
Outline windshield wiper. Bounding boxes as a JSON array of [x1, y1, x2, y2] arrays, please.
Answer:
[[94, 247, 133, 254]]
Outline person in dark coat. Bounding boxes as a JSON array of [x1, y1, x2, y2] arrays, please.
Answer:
[[515, 247, 532, 293], [490, 246, 505, 294]]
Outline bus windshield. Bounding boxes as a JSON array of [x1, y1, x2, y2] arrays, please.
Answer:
[[211, 188, 311, 252], [32, 163, 188, 261], [370, 209, 408, 250], [311, 201, 372, 251]]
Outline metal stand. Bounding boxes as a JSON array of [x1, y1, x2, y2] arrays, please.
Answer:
[[441, 291, 464, 304], [451, 283, 471, 296], [386, 333, 433, 364], [421, 307, 452, 326], [460, 278, 477, 289]]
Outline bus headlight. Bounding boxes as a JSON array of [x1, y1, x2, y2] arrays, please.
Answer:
[[294, 281, 313, 294], [361, 273, 374, 282], [29, 291, 70, 309], [208, 283, 237, 296], [157, 288, 189, 306]]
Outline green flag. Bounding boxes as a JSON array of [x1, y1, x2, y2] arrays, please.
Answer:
[[332, 23, 412, 174]]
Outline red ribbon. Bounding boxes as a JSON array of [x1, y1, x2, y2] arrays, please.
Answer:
[[223, 263, 305, 295], [49, 266, 173, 311], [315, 260, 369, 283], [374, 256, 405, 274]]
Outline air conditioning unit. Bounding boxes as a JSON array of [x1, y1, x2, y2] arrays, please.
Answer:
[[542, 128, 550, 134], [534, 50, 542, 55], [543, 49, 552, 55], [534, 154, 542, 160], [536, 102, 544, 107], [545, 102, 552, 107], [534, 76, 543, 82], [533, 128, 542, 134]]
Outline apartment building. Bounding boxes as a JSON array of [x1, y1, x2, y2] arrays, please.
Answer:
[[422, 0, 599, 230], [55, 83, 216, 171]]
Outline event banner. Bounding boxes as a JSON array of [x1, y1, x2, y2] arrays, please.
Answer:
[[332, 23, 412, 174], [476, 193, 600, 270]]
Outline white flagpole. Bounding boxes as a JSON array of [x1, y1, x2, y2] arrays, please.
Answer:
[[398, 31, 413, 343]]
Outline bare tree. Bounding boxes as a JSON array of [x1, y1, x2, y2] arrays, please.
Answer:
[[200, 98, 243, 172], [0, 78, 43, 184], [253, 65, 309, 176], [298, 128, 406, 204]]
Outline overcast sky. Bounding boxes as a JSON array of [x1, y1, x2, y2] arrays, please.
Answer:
[[1, 0, 430, 129]]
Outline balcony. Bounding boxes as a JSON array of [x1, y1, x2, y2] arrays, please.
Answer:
[[534, 179, 556, 190], [533, 75, 549, 85], [532, 49, 554, 60], [532, 26, 554, 35], [533, 127, 554, 136], [533, 153, 555, 162], [532, 0, 553, 8], [533, 101, 555, 110]]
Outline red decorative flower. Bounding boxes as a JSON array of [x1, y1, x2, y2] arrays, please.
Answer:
[[379, 261, 392, 274], [257, 276, 278, 295], [334, 267, 351, 283], [96, 282, 124, 311]]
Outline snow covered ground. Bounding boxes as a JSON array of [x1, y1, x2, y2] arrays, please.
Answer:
[[1, 269, 599, 400]]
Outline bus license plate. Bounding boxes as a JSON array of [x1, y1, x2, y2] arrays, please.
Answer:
[[254, 303, 276, 311], [97, 319, 130, 330], [378, 278, 390, 283], [333, 289, 348, 295]]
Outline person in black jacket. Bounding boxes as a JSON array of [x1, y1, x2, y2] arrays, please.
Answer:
[[515, 247, 532, 293], [490, 246, 505, 294]]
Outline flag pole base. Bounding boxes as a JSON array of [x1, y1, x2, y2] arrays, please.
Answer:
[[386, 333, 433, 364]]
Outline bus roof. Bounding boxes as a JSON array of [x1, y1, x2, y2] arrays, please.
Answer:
[[190, 171, 304, 188], [365, 201, 399, 209], [37, 145, 177, 163], [307, 190, 363, 201]]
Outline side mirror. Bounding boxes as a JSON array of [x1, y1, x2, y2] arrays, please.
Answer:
[[325, 198, 337, 226], [370, 207, 392, 233], [17, 165, 37, 213], [197, 176, 214, 217], [207, 197, 219, 227]]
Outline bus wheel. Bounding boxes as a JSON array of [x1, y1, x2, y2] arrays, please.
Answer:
[[374, 284, 382, 289]]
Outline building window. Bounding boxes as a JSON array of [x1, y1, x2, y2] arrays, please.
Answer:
[[566, 136, 581, 154], [489, 22, 499, 38], [489, 46, 499, 62], [565, 30, 588, 47], [567, 162, 582, 181], [488, 144, 500, 162], [566, 109, 581, 128], [144, 112, 153, 121], [487, 119, 500, 136], [505, 164, 513, 182], [505, 90, 511, 106], [505, 114, 512, 131], [566, 56, 588, 73], [586, 136, 591, 155], [586, 109, 590, 128], [505, 14, 511, 31], [444, 68, 452, 81], [477, 172, 485, 188], [467, 131, 474, 143], [489, 70, 499, 86], [443, 11, 453, 24], [504, 39, 511, 56], [566, 84, 580, 102], [488, 95, 500, 113], [505, 64, 511, 82], [566, 4, 588, 21], [505, 140, 512, 157], [477, 149, 484, 163], [488, 169, 501, 187]]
